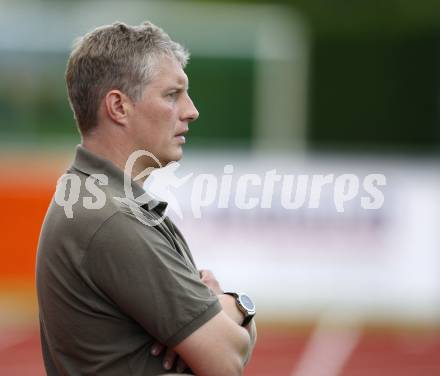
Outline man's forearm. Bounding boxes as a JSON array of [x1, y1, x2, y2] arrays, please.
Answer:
[[218, 294, 244, 325], [217, 294, 257, 364], [243, 320, 257, 364], [199, 270, 257, 366]]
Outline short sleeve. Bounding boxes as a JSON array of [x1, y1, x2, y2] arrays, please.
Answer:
[[83, 212, 221, 347]]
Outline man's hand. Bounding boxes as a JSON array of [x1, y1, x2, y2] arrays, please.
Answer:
[[199, 269, 223, 294], [151, 341, 188, 373]]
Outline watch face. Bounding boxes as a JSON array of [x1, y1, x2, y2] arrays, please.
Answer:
[[239, 294, 255, 311]]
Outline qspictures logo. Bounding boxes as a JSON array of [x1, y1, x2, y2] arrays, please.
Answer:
[[55, 149, 387, 226]]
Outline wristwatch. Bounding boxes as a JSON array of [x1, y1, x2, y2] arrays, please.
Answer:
[[224, 292, 256, 326]]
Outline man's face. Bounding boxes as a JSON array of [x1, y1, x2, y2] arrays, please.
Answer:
[[128, 56, 199, 167]]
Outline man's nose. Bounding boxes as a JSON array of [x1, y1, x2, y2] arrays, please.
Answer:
[[183, 94, 199, 123]]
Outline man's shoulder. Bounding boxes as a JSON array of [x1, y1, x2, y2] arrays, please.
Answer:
[[48, 169, 119, 222], [39, 169, 135, 255], [38, 165, 173, 271]]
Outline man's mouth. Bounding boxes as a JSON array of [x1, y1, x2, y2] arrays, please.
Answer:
[[175, 129, 188, 143]]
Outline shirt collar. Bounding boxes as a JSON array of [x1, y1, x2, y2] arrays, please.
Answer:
[[71, 145, 167, 213]]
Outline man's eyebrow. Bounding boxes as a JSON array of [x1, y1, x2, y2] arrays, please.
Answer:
[[178, 75, 189, 90], [168, 82, 189, 91]]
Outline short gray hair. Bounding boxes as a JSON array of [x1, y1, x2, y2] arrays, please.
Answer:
[[66, 21, 189, 134]]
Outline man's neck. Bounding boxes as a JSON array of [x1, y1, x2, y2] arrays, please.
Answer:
[[82, 137, 128, 172], [81, 135, 150, 186]]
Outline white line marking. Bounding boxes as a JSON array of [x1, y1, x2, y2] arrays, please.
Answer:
[[291, 312, 362, 376]]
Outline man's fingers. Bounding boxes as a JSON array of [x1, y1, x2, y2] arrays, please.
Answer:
[[176, 357, 188, 373], [163, 347, 177, 370], [150, 342, 165, 356], [199, 269, 223, 294], [151, 342, 184, 371], [199, 269, 212, 279], [199, 269, 213, 284]]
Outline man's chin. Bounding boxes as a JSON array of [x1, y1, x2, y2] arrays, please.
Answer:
[[160, 151, 183, 167]]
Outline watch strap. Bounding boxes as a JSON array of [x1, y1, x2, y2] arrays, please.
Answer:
[[224, 292, 255, 327]]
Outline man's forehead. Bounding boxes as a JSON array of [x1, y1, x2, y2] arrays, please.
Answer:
[[173, 71, 189, 87], [152, 57, 189, 87]]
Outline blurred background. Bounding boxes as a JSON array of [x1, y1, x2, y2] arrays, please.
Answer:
[[1, 0, 439, 375]]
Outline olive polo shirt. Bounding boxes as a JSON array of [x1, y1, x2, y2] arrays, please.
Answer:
[[36, 145, 221, 375]]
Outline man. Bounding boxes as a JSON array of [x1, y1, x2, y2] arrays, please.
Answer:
[[36, 21, 257, 376]]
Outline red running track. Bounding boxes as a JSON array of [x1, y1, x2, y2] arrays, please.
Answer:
[[1, 327, 439, 375]]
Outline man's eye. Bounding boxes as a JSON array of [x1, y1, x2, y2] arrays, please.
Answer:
[[167, 91, 178, 98]]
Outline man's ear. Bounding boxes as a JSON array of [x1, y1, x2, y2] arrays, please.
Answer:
[[104, 90, 132, 125]]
